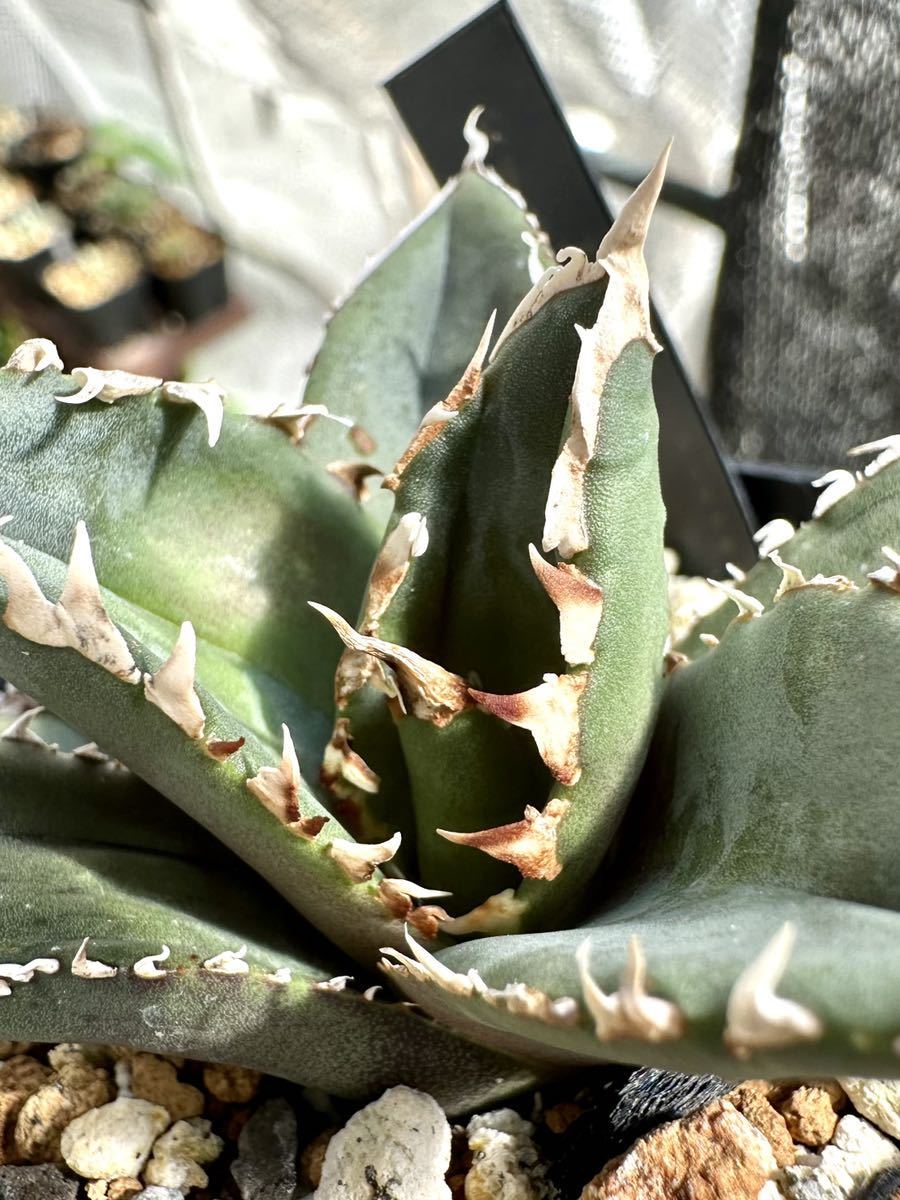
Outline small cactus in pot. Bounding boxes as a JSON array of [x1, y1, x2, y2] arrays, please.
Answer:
[[0, 117, 897, 1118]]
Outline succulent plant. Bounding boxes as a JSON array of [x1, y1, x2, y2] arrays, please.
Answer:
[[0, 121, 897, 1122]]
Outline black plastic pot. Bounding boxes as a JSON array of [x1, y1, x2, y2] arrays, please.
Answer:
[[9, 123, 86, 197], [152, 254, 228, 323], [0, 232, 74, 300], [50, 274, 155, 347]]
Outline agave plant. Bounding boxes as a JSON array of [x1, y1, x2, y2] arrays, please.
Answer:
[[0, 122, 897, 1120]]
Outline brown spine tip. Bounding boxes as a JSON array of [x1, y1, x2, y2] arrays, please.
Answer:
[[326, 460, 383, 503], [528, 544, 603, 664], [246, 724, 327, 840], [321, 717, 380, 798], [437, 798, 570, 880], [205, 736, 246, 761], [310, 602, 469, 726], [470, 672, 588, 785]]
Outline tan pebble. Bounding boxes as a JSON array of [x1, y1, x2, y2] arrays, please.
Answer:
[[202, 1063, 261, 1104], [15, 1062, 113, 1162], [728, 1081, 795, 1167], [85, 1176, 142, 1200], [299, 1128, 335, 1189], [465, 1110, 545, 1200], [579, 1099, 778, 1199], [87, 1176, 142, 1195], [778, 1085, 839, 1146], [107, 1180, 142, 1200], [61, 1097, 171, 1179], [0, 1056, 51, 1093], [130, 1054, 204, 1121], [0, 1043, 33, 1061], [48, 1045, 111, 1071], [0, 1056, 52, 1164], [143, 1116, 223, 1191]]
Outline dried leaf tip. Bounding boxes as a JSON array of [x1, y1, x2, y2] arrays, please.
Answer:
[[264, 967, 292, 986], [377, 878, 452, 939], [322, 717, 380, 797], [71, 937, 117, 979], [362, 512, 429, 630], [768, 551, 855, 601], [203, 946, 249, 976], [724, 922, 823, 1058], [56, 367, 161, 405], [706, 578, 764, 621], [470, 672, 587, 785], [143, 621, 205, 739], [1, 705, 50, 747], [326, 460, 383, 503], [205, 735, 245, 761], [328, 831, 401, 883], [438, 798, 570, 881], [597, 139, 671, 263], [462, 105, 490, 170], [753, 519, 795, 559], [812, 469, 857, 518], [246, 724, 327, 840], [576, 937, 684, 1043], [868, 546, 900, 592], [439, 888, 527, 936], [848, 434, 900, 478], [0, 521, 139, 682], [162, 380, 225, 447], [529, 545, 603, 664], [262, 401, 355, 445], [133, 946, 171, 980], [61, 521, 141, 682], [0, 958, 59, 982], [542, 148, 668, 561], [380, 926, 483, 997], [4, 338, 62, 373], [310, 603, 469, 725]]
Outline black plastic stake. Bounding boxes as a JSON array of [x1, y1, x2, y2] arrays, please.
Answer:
[[386, 1, 756, 574]]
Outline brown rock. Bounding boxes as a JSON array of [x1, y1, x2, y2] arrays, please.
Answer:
[[579, 1099, 778, 1199], [0, 1056, 52, 1163], [47, 1046, 110, 1072], [0, 1044, 33, 1061], [544, 1102, 584, 1135], [778, 1085, 840, 1146], [299, 1128, 335, 1189], [446, 1126, 472, 1200], [728, 1081, 795, 1167], [202, 1063, 261, 1104], [129, 1054, 204, 1121], [85, 1180, 142, 1200], [223, 1105, 253, 1143], [14, 1062, 113, 1162]]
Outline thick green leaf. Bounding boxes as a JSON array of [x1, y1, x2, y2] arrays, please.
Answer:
[[301, 167, 548, 484], [305, 164, 550, 864], [680, 458, 900, 657], [385, 582, 900, 1078], [0, 534, 403, 964], [0, 367, 377, 762], [319, 164, 670, 929], [0, 725, 533, 1114]]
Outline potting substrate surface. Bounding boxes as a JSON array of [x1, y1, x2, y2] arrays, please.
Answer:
[[0, 1042, 897, 1197]]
